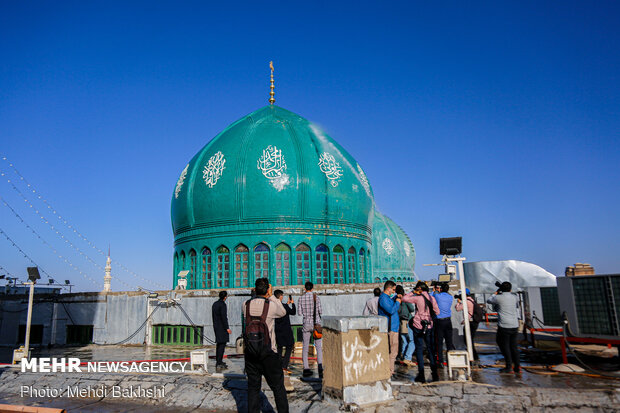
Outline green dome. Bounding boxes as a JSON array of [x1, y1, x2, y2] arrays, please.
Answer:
[[171, 105, 375, 289], [371, 207, 416, 282]]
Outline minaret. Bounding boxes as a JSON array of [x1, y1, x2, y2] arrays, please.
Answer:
[[104, 247, 112, 292]]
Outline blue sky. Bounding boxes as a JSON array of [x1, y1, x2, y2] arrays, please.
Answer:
[[1, 1, 619, 291]]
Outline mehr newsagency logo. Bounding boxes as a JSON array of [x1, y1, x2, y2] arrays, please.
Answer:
[[19, 357, 188, 398], [21, 357, 188, 373]]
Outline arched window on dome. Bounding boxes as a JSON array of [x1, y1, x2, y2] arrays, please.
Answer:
[[189, 249, 197, 289], [316, 244, 329, 284], [295, 244, 310, 285], [180, 251, 186, 271], [374, 277, 381, 283], [382, 277, 388, 282], [332, 245, 344, 284], [216, 246, 230, 288], [359, 249, 366, 284], [275, 243, 291, 286], [396, 277, 402, 283], [347, 247, 356, 284], [254, 244, 269, 280], [234, 245, 249, 287], [201, 247, 211, 289]]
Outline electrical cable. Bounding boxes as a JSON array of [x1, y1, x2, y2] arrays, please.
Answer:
[[0, 184, 135, 290], [531, 312, 547, 329], [561, 312, 620, 377], [0, 264, 16, 279], [174, 302, 217, 345], [1, 156, 166, 290], [60, 301, 76, 325], [93, 304, 161, 346], [1, 196, 101, 288], [0, 226, 53, 279]]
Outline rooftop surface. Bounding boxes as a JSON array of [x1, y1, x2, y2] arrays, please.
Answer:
[[0, 324, 618, 412]]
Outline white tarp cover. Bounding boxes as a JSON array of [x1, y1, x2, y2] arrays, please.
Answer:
[[463, 260, 557, 293]]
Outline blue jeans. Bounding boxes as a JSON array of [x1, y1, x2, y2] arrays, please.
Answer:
[[413, 326, 437, 375], [399, 328, 415, 360]]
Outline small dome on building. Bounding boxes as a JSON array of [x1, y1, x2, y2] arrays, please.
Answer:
[[371, 207, 416, 283]]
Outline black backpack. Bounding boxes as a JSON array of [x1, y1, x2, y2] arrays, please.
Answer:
[[244, 298, 271, 357], [470, 297, 485, 323]]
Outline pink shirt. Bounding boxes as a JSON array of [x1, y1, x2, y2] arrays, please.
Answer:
[[455, 297, 475, 321], [402, 292, 439, 330]]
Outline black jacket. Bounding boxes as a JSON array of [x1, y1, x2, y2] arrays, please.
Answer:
[[212, 299, 229, 343], [275, 303, 296, 346]]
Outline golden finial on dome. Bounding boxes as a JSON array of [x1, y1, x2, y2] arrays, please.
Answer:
[[269, 61, 275, 105]]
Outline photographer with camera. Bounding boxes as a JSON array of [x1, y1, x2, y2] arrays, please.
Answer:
[[402, 281, 440, 383], [378, 280, 401, 377], [487, 281, 521, 374], [242, 278, 289, 412], [455, 288, 481, 362], [432, 283, 454, 367]]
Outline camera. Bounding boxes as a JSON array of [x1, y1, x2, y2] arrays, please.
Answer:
[[495, 281, 503, 294], [454, 294, 462, 300], [421, 320, 430, 335]]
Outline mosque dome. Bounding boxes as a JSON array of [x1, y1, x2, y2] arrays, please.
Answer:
[[371, 207, 416, 282], [171, 105, 375, 289]]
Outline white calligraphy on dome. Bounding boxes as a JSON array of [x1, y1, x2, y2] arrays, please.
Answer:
[[174, 164, 189, 199], [203, 151, 226, 188], [382, 238, 395, 255], [257, 145, 287, 179], [403, 241, 411, 257], [318, 152, 343, 187], [257, 145, 290, 192], [356, 164, 371, 197]]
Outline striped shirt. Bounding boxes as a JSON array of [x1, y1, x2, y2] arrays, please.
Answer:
[[298, 292, 322, 331]]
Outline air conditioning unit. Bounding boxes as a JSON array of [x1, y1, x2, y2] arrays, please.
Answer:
[[557, 274, 620, 339]]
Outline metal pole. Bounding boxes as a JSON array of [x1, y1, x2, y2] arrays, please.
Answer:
[[24, 281, 35, 358], [455, 258, 474, 362], [145, 296, 153, 346]]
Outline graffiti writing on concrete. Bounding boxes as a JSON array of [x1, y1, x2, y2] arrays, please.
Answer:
[[342, 334, 384, 382]]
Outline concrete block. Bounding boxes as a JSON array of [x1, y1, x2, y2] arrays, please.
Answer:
[[461, 394, 529, 411], [462, 382, 491, 394], [323, 328, 390, 390], [414, 383, 464, 399], [322, 316, 388, 333], [338, 380, 392, 406], [391, 394, 453, 411], [534, 389, 615, 408]]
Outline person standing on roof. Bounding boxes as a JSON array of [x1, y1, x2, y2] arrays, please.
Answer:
[[402, 281, 440, 383], [242, 278, 288, 412], [378, 280, 401, 378]]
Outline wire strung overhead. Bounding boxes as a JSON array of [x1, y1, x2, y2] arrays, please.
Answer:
[[1, 195, 104, 289], [0, 264, 16, 279], [0, 226, 53, 280], [1, 179, 134, 289], [0, 156, 166, 290]]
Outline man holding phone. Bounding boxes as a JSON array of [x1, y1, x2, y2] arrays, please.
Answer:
[[274, 290, 296, 373]]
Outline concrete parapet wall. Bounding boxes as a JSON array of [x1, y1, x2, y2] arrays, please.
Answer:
[[0, 284, 407, 347]]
